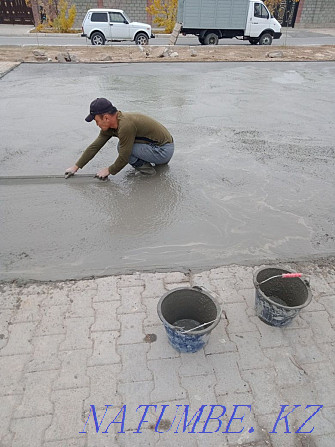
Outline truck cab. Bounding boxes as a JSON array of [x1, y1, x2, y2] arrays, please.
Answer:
[[245, 1, 282, 44]]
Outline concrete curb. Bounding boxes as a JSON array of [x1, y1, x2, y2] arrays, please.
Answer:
[[0, 61, 21, 78]]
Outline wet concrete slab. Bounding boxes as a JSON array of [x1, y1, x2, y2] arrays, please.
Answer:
[[1, 62, 334, 281]]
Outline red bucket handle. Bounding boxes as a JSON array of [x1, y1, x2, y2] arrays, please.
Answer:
[[282, 273, 302, 278], [258, 272, 303, 286]]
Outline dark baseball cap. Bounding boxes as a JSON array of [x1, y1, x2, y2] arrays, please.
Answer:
[[85, 98, 117, 122]]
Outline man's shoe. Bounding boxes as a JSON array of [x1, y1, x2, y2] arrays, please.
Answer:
[[135, 162, 156, 176]]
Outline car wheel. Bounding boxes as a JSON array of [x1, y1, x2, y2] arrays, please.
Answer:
[[204, 32, 219, 45], [259, 33, 273, 45], [135, 33, 149, 45], [249, 38, 259, 45], [91, 32, 105, 46]]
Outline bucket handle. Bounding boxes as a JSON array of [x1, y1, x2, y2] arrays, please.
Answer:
[[175, 285, 223, 334], [256, 273, 303, 287], [175, 318, 219, 334]]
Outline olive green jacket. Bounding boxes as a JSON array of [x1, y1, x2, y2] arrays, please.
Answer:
[[76, 111, 173, 175]]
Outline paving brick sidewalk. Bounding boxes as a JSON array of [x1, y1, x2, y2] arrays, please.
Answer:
[[0, 261, 334, 447]]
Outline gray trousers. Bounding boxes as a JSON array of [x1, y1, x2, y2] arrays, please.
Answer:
[[118, 142, 174, 167]]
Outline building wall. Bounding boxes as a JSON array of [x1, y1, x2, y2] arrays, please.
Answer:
[[73, 0, 151, 28], [296, 0, 335, 28]]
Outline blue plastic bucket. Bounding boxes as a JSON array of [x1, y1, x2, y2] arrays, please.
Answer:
[[253, 267, 312, 327], [157, 287, 221, 353]]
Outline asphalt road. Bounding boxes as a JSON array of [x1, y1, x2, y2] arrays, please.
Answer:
[[1, 28, 335, 47]]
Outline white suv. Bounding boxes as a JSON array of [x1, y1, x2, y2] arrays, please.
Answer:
[[81, 9, 154, 45]]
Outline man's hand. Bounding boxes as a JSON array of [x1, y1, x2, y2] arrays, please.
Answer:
[[65, 165, 79, 179], [95, 167, 110, 181]]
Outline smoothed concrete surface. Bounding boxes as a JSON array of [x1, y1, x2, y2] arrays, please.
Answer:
[[1, 62, 334, 281]]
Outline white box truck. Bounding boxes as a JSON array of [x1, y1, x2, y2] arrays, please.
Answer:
[[177, 0, 282, 45]]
